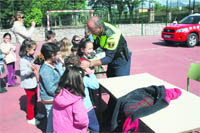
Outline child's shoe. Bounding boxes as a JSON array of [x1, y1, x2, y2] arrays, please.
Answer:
[[27, 118, 40, 125], [0, 87, 7, 93], [35, 113, 45, 119]]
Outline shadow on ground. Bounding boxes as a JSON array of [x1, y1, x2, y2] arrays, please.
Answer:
[[0, 69, 20, 84], [19, 95, 47, 132], [15, 70, 20, 77], [153, 40, 200, 48]]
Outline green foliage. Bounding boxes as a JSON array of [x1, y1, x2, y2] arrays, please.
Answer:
[[24, 8, 43, 27], [154, 1, 164, 11], [0, 0, 14, 28], [0, 0, 86, 28]]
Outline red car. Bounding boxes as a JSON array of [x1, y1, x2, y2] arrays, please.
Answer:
[[161, 13, 200, 47]]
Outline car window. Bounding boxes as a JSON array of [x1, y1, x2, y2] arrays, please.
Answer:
[[179, 16, 200, 24]]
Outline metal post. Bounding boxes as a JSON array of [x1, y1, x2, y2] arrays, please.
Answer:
[[193, 0, 195, 13], [141, 0, 144, 36], [189, 0, 191, 14], [166, 0, 168, 26]]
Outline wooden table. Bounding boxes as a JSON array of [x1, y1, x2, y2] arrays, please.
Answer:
[[98, 73, 200, 133]]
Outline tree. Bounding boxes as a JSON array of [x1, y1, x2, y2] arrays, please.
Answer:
[[125, 0, 140, 23], [18, 0, 43, 27], [0, 0, 14, 28], [0, 0, 87, 29], [116, 0, 125, 22], [154, 1, 163, 11], [24, 8, 43, 27], [88, 0, 115, 22]]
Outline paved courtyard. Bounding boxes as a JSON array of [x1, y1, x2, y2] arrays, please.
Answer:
[[0, 36, 200, 132]]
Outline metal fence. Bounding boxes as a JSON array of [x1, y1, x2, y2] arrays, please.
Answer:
[[92, 0, 200, 25]]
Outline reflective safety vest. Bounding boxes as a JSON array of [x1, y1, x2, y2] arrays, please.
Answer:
[[93, 22, 121, 51]]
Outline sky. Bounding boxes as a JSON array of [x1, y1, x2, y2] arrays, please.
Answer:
[[157, 0, 200, 5]]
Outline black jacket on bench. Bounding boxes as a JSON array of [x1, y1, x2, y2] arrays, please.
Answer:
[[111, 85, 169, 131]]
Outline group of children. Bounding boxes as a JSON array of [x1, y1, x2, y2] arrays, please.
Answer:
[[0, 10, 102, 132], [8, 29, 99, 132]]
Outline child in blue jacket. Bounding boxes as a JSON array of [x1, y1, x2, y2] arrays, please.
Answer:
[[64, 55, 100, 133], [0, 49, 6, 93]]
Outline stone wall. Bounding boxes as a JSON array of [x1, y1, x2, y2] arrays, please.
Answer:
[[0, 23, 167, 43]]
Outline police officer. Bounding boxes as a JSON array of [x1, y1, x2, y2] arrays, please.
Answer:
[[81, 16, 132, 77]]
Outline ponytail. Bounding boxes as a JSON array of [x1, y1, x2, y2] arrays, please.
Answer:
[[19, 42, 27, 57], [19, 39, 36, 57]]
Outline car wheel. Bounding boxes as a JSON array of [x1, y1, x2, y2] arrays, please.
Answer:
[[186, 33, 198, 47]]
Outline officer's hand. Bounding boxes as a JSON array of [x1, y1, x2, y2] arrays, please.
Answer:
[[81, 60, 90, 69]]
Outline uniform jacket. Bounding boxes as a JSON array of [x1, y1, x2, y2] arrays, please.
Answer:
[[11, 21, 34, 45], [93, 22, 130, 65], [53, 88, 89, 133]]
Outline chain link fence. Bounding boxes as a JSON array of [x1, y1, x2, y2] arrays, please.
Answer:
[[92, 0, 200, 25]]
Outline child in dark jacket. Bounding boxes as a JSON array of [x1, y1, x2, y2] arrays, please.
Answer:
[[0, 49, 6, 93]]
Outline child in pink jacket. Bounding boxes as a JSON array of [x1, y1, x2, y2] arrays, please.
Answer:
[[53, 65, 89, 133]]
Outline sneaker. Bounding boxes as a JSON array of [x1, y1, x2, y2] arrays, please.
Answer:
[[8, 83, 19, 87], [27, 118, 40, 125], [35, 113, 45, 119], [0, 88, 7, 93]]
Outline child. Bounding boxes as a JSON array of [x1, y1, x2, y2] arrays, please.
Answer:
[[46, 30, 56, 42], [59, 37, 72, 62], [64, 55, 100, 133], [79, 39, 106, 79], [78, 39, 95, 61], [0, 33, 17, 87], [71, 35, 81, 47], [71, 45, 78, 56], [34, 30, 56, 65], [85, 27, 94, 43], [53, 65, 89, 133], [19, 39, 44, 125], [56, 37, 72, 71], [39, 42, 62, 132], [0, 49, 7, 93]]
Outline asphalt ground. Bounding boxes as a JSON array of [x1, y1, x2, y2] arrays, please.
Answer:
[[0, 36, 200, 133]]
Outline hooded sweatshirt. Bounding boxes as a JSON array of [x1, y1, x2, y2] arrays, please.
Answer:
[[53, 88, 89, 133]]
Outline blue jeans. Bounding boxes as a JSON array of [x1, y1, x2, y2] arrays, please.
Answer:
[[44, 104, 53, 133], [88, 109, 99, 133]]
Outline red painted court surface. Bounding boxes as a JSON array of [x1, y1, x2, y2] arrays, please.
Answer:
[[0, 36, 200, 133]]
